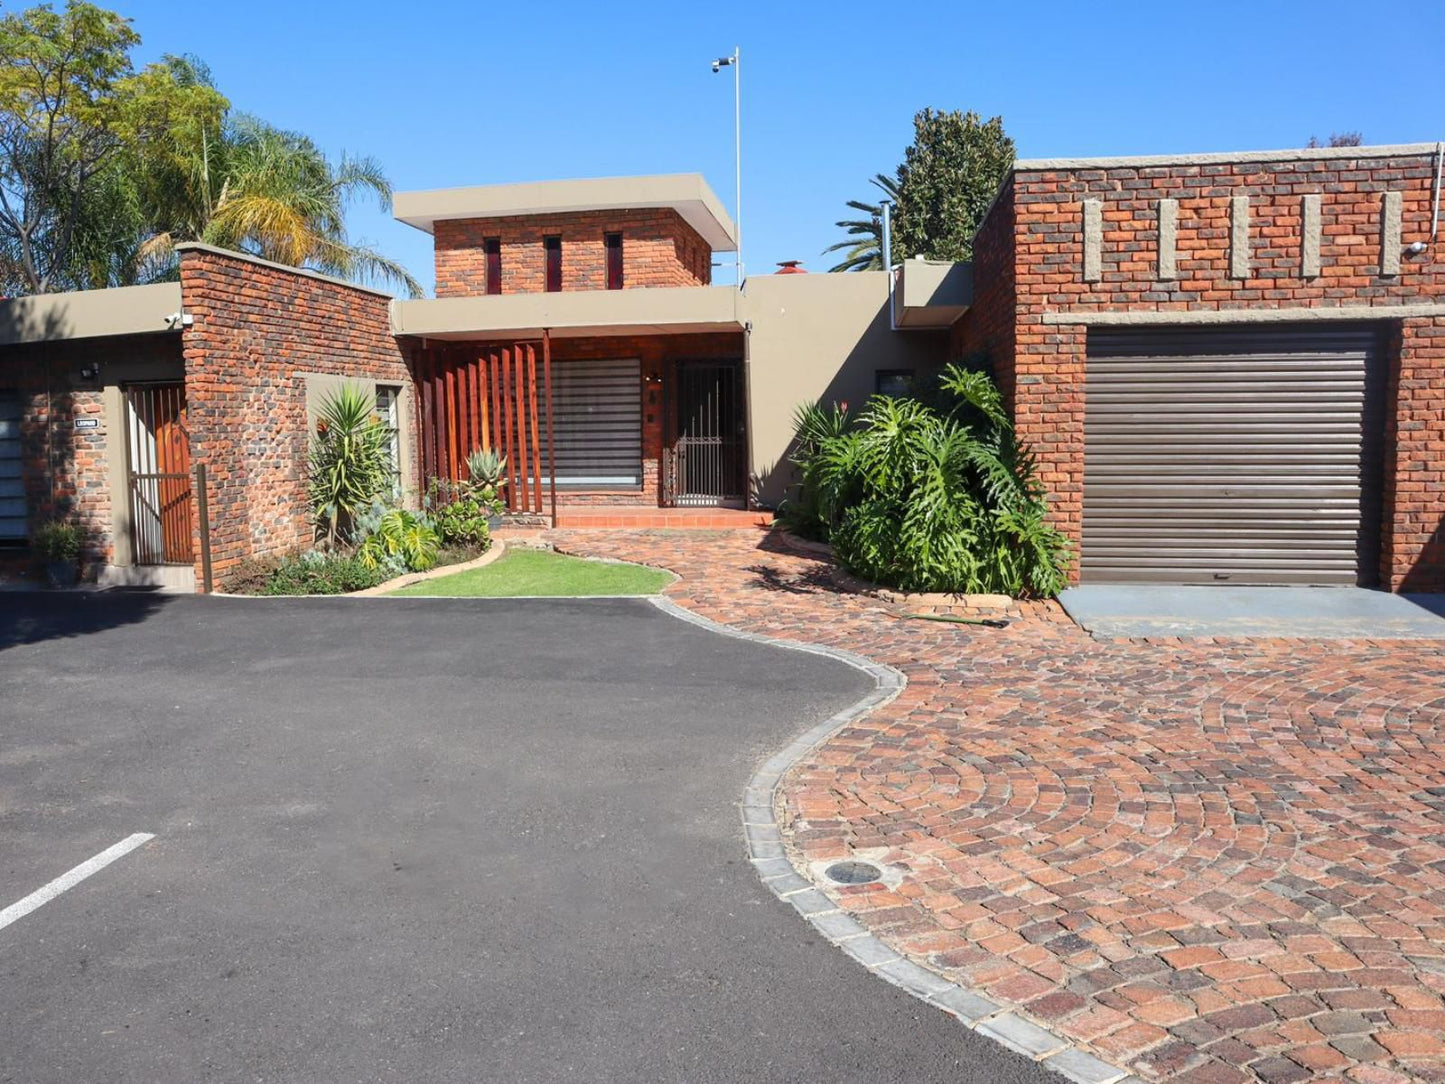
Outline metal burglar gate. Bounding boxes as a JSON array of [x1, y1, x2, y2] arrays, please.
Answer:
[[665, 360, 745, 507], [122, 383, 194, 565]]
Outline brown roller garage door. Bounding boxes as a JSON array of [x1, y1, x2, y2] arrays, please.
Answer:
[[1082, 325, 1385, 586]]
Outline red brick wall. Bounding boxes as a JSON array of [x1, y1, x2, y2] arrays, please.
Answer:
[[953, 177, 1018, 399], [0, 335, 181, 577], [178, 247, 410, 581], [434, 209, 713, 297], [965, 150, 1445, 589]]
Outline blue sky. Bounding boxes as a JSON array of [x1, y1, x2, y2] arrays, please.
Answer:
[[114, 0, 1445, 296]]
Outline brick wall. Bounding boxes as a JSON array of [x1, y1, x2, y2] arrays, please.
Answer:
[[0, 334, 182, 577], [960, 148, 1445, 589], [178, 247, 411, 581], [434, 209, 713, 297]]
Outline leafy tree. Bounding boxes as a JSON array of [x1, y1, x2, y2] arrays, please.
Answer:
[[822, 173, 899, 272], [0, 3, 420, 297], [892, 109, 1014, 263], [0, 1, 139, 293], [1306, 132, 1363, 148]]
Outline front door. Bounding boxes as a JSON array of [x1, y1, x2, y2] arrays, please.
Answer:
[[665, 361, 745, 507], [123, 383, 194, 565]]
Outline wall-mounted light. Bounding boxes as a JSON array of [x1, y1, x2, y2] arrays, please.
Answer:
[[79, 364, 99, 381]]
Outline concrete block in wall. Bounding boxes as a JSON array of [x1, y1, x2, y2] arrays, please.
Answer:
[[1082, 200, 1101, 283], [1380, 191, 1402, 276], [1157, 198, 1177, 281], [1301, 194, 1322, 279], [1230, 195, 1250, 279]]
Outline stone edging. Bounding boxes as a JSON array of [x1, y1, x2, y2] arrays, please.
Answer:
[[647, 595, 1137, 1084], [352, 539, 507, 596]]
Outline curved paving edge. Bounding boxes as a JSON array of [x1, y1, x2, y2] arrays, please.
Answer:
[[647, 596, 1139, 1084]]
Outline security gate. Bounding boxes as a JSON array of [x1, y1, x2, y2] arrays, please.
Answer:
[[123, 383, 194, 565], [665, 361, 745, 507]]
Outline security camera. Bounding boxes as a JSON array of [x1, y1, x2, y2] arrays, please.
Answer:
[[711, 60, 720, 73], [1407, 241, 1428, 255]]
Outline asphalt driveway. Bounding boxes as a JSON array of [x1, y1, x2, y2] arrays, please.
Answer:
[[0, 593, 1049, 1083]]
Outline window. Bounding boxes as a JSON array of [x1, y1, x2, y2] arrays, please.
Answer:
[[605, 232, 623, 290], [484, 238, 502, 295], [374, 385, 403, 498], [875, 369, 915, 398], [0, 391, 23, 541], [544, 235, 562, 293]]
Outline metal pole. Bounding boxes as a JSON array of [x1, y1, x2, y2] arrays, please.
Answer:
[[733, 45, 742, 287], [195, 461, 212, 594]]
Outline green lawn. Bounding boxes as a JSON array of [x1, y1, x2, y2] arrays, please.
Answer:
[[390, 548, 673, 597]]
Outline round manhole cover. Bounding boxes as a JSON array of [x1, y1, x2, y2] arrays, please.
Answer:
[[825, 860, 882, 885]]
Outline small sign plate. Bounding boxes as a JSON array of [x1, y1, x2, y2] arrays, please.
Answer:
[[73, 418, 99, 430]]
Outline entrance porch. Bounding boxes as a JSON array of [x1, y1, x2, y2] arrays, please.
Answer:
[[412, 329, 749, 522]]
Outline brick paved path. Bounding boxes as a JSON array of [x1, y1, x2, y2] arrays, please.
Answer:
[[546, 528, 1445, 1083]]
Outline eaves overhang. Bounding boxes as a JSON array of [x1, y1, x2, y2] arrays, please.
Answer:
[[390, 286, 743, 341], [393, 173, 738, 253], [895, 259, 972, 329], [0, 282, 184, 346]]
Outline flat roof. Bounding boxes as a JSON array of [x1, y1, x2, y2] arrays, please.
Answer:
[[393, 173, 738, 252], [1015, 141, 1441, 171], [391, 285, 742, 341], [0, 282, 183, 346]]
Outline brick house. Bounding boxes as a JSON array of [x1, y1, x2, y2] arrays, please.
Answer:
[[1, 146, 1441, 593], [952, 141, 1445, 591]]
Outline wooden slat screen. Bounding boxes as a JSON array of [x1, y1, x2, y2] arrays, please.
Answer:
[[417, 339, 556, 518]]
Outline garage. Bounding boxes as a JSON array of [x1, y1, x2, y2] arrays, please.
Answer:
[[1082, 325, 1386, 586]]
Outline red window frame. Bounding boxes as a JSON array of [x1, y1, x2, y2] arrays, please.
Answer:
[[544, 236, 562, 293], [605, 232, 623, 290], [484, 238, 502, 295]]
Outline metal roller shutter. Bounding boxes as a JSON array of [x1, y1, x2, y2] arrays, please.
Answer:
[[550, 358, 642, 487], [1082, 325, 1385, 586]]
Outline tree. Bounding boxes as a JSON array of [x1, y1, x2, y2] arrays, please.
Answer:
[[1307, 132, 1363, 148], [0, 3, 421, 297], [196, 117, 421, 297], [0, 1, 139, 293], [891, 109, 1014, 263], [823, 174, 899, 272]]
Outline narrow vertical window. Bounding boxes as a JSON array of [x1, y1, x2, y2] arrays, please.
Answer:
[[374, 384, 403, 499], [605, 232, 623, 290], [544, 235, 562, 293], [484, 237, 502, 295]]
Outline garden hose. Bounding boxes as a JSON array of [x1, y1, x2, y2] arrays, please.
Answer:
[[898, 612, 1010, 629]]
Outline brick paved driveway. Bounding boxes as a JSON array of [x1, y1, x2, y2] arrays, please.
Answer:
[[548, 528, 1445, 1084]]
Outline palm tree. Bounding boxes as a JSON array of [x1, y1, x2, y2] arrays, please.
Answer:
[[126, 57, 422, 297], [823, 173, 900, 272]]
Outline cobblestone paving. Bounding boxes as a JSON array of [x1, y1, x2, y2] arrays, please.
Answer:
[[547, 528, 1445, 1083]]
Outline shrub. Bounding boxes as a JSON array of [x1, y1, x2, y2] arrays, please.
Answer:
[[355, 507, 440, 573], [308, 384, 391, 546], [222, 552, 385, 595], [263, 553, 385, 595], [431, 496, 492, 549], [787, 364, 1070, 598], [31, 520, 82, 562]]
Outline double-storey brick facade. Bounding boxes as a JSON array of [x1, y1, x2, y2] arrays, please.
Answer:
[[955, 144, 1445, 590], [434, 209, 712, 297]]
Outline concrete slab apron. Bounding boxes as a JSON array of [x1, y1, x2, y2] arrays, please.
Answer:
[[649, 596, 1135, 1084]]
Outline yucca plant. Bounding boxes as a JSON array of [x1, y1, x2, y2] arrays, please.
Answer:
[[308, 384, 391, 547], [788, 364, 1071, 598]]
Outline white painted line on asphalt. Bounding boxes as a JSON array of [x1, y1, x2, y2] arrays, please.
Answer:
[[0, 833, 154, 933]]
